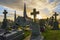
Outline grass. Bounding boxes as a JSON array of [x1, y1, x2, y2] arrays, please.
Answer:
[[24, 30, 31, 37], [22, 30, 31, 40], [42, 24, 60, 40], [42, 30, 60, 40]]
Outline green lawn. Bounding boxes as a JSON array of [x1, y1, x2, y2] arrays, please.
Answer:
[[22, 30, 31, 40], [42, 24, 60, 40], [24, 30, 31, 37]]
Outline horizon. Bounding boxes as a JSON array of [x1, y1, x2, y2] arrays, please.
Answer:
[[0, 0, 60, 22]]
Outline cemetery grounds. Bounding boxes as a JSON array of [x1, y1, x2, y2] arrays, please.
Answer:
[[42, 24, 60, 40]]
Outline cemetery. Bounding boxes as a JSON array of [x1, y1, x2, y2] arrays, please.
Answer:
[[0, 1, 60, 40]]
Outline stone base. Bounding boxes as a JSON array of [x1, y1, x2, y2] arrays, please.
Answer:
[[30, 35, 44, 40]]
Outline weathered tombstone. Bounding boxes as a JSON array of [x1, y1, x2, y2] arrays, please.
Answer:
[[1, 10, 8, 30], [30, 8, 43, 40], [31, 8, 39, 22], [30, 22, 41, 40], [53, 12, 59, 30]]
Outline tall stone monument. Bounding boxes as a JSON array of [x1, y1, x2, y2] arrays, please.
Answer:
[[23, 3, 28, 22], [13, 11, 18, 29], [53, 12, 59, 30], [14, 11, 16, 23], [1, 10, 8, 29], [53, 12, 58, 21], [31, 8, 39, 22], [30, 8, 43, 40]]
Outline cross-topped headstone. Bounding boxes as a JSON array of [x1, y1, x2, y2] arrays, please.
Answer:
[[31, 8, 39, 22], [53, 12, 59, 30], [53, 12, 58, 21], [1, 10, 8, 29], [3, 10, 8, 19]]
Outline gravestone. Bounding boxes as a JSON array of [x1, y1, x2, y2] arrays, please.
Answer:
[[53, 12, 59, 30], [53, 12, 58, 21], [1, 10, 8, 29], [30, 22, 43, 40], [30, 8, 43, 40]]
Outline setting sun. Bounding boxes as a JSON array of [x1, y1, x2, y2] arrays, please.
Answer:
[[36, 15, 42, 19]]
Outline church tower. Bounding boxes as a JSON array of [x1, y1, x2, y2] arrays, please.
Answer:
[[23, 3, 27, 20]]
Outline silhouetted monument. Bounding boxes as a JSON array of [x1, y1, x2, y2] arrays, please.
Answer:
[[31, 8, 39, 22], [23, 3, 28, 22], [53, 12, 59, 30], [30, 9, 43, 40], [1, 10, 8, 29], [14, 11, 16, 23], [13, 11, 18, 29], [53, 12, 58, 21]]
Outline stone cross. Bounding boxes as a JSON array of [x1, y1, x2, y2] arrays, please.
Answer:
[[53, 12, 59, 30], [31, 8, 39, 22], [1, 10, 8, 29], [3, 10, 8, 19], [53, 12, 58, 21]]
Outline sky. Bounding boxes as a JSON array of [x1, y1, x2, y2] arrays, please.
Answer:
[[0, 0, 60, 21]]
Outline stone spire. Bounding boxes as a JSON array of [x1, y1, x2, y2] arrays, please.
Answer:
[[14, 11, 16, 22], [23, 3, 27, 20]]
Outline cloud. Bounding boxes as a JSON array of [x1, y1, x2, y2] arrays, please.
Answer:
[[0, 0, 60, 20], [0, 0, 24, 10], [0, 5, 24, 21], [54, 5, 60, 12]]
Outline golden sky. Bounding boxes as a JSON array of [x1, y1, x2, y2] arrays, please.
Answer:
[[0, 0, 60, 21]]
